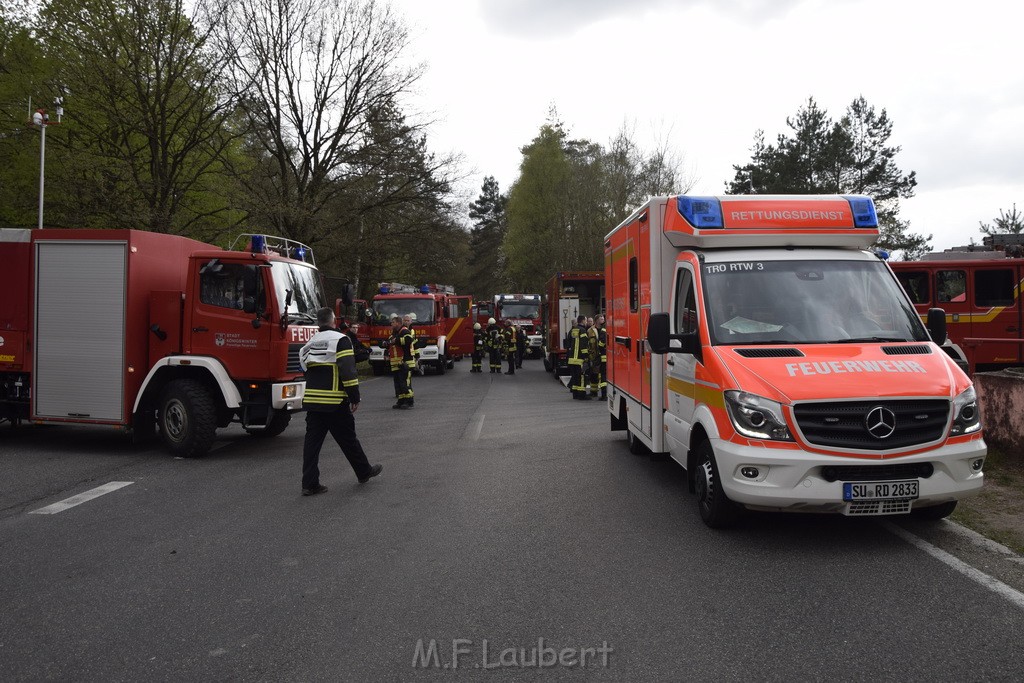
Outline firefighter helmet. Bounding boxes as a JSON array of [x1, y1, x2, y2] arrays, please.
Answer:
[[488, 317, 496, 325], [473, 322, 481, 330]]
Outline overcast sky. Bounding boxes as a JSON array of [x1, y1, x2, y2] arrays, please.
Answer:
[[394, 0, 1024, 252]]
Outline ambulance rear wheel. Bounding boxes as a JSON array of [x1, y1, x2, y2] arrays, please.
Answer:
[[694, 441, 743, 529], [158, 379, 217, 458], [627, 430, 648, 455]]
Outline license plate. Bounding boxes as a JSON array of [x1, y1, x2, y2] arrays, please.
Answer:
[[842, 480, 919, 501]]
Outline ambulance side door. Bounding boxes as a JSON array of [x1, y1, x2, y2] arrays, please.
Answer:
[[665, 263, 698, 452]]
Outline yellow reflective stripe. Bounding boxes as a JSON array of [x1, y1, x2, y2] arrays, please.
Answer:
[[336, 349, 354, 358], [341, 379, 359, 387], [306, 362, 335, 367]]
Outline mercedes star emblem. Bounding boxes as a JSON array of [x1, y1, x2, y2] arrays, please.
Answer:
[[865, 406, 897, 439]]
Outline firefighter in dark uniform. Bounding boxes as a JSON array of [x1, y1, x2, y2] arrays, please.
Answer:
[[486, 317, 503, 373], [591, 314, 607, 399], [389, 315, 415, 408], [515, 325, 527, 368], [471, 322, 485, 372], [568, 315, 590, 400], [503, 320, 516, 375], [298, 307, 382, 496]]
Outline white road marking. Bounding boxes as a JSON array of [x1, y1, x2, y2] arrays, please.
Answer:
[[29, 481, 134, 515], [469, 413, 485, 441], [883, 521, 1024, 611]]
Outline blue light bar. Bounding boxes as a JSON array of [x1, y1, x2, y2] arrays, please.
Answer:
[[420, 285, 430, 293], [295, 246, 307, 261], [844, 196, 878, 228], [380, 285, 390, 294], [250, 234, 266, 253], [677, 196, 723, 229]]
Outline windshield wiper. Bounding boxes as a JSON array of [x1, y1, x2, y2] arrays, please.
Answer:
[[824, 336, 909, 344]]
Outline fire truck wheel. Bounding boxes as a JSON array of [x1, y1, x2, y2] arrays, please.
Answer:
[[158, 379, 217, 458], [910, 500, 957, 520], [246, 410, 291, 438], [543, 356, 553, 372], [435, 359, 446, 375], [694, 441, 743, 529]]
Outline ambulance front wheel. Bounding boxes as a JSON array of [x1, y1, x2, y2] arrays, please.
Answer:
[[158, 379, 217, 458], [627, 430, 648, 455], [910, 500, 957, 520], [694, 441, 743, 529]]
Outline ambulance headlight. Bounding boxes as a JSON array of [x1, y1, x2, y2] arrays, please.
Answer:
[[950, 386, 981, 435], [724, 391, 793, 441]]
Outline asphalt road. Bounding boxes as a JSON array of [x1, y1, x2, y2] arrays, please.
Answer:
[[2, 359, 1024, 681]]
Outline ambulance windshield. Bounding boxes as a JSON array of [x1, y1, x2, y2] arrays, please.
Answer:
[[702, 259, 929, 345], [270, 262, 326, 323]]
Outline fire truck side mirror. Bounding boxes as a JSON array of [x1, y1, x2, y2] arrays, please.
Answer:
[[341, 284, 355, 307], [927, 308, 947, 346]]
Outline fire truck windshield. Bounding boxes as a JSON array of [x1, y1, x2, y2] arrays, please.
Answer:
[[371, 298, 435, 325], [500, 303, 540, 319], [702, 259, 929, 345], [270, 261, 325, 323]]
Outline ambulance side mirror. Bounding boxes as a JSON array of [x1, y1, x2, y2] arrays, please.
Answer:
[[927, 308, 947, 345], [648, 313, 700, 356]]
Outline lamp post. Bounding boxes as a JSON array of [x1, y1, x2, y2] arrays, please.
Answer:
[[31, 97, 63, 229]]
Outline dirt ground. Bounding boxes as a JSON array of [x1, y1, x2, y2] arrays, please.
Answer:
[[952, 447, 1024, 554]]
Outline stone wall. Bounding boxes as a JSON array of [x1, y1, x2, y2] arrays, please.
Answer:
[[974, 370, 1024, 460]]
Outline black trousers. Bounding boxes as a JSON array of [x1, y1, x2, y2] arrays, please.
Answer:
[[569, 363, 587, 397], [302, 406, 372, 488], [506, 351, 516, 373]]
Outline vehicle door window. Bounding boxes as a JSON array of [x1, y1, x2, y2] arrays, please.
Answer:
[[895, 270, 930, 305], [974, 269, 1014, 307], [937, 270, 967, 303], [629, 257, 639, 312], [674, 268, 698, 334], [200, 262, 260, 311]]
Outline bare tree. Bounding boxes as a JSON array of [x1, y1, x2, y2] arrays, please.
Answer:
[[215, 0, 424, 247]]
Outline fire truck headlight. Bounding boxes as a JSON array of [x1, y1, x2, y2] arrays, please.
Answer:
[[950, 386, 981, 435], [281, 385, 298, 400], [724, 390, 793, 441]]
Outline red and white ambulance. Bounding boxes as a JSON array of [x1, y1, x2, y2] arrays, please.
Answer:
[[605, 195, 986, 527]]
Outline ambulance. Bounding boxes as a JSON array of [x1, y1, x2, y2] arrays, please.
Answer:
[[604, 195, 986, 528]]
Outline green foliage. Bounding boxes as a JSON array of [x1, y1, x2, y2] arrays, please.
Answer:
[[979, 203, 1024, 236], [727, 96, 929, 259], [465, 176, 508, 299]]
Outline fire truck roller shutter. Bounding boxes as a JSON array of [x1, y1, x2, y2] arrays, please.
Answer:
[[34, 241, 126, 421]]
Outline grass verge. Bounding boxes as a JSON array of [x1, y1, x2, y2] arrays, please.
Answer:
[[951, 446, 1024, 554]]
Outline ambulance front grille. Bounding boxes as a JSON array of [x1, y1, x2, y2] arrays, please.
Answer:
[[793, 399, 949, 450], [287, 344, 303, 373]]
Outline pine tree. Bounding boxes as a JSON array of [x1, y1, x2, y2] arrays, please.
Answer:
[[979, 204, 1024, 236], [466, 176, 507, 299]]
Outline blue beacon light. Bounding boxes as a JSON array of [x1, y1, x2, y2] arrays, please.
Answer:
[[250, 234, 267, 253], [676, 196, 724, 228]]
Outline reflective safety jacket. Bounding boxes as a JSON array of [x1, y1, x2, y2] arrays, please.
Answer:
[[299, 327, 361, 410], [486, 324, 503, 350], [502, 326, 516, 352], [568, 325, 588, 366], [407, 325, 419, 366], [389, 325, 414, 371], [474, 330, 487, 352], [596, 324, 607, 363]]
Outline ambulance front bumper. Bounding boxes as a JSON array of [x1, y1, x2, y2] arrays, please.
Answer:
[[711, 436, 986, 514], [272, 381, 305, 410]]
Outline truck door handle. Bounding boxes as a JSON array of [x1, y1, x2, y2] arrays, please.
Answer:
[[667, 359, 675, 366], [615, 335, 631, 349], [1007, 326, 1018, 332], [192, 326, 208, 332]]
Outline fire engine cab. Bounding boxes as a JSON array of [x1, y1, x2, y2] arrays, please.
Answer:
[[494, 294, 543, 358], [605, 195, 986, 528]]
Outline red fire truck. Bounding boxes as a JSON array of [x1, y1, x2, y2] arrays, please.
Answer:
[[889, 243, 1024, 373], [493, 293, 543, 358], [0, 229, 331, 457], [364, 283, 473, 375], [542, 271, 604, 376]]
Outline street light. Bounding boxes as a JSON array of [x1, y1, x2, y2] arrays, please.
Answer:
[[30, 97, 63, 229]]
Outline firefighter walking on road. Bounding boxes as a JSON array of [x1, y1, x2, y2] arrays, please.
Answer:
[[389, 315, 415, 408], [486, 317, 503, 373], [503, 320, 517, 375], [590, 314, 607, 399], [471, 322, 485, 372], [568, 315, 590, 400]]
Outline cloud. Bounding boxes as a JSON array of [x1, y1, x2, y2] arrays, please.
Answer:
[[477, 0, 804, 37]]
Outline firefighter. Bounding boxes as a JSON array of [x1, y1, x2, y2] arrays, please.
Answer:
[[587, 317, 600, 396], [403, 313, 419, 371], [515, 324, 527, 368], [486, 317, 502, 373], [593, 314, 607, 399], [471, 322, 485, 372], [503, 320, 516, 375], [388, 315, 415, 408], [298, 307, 382, 495], [568, 315, 590, 400]]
